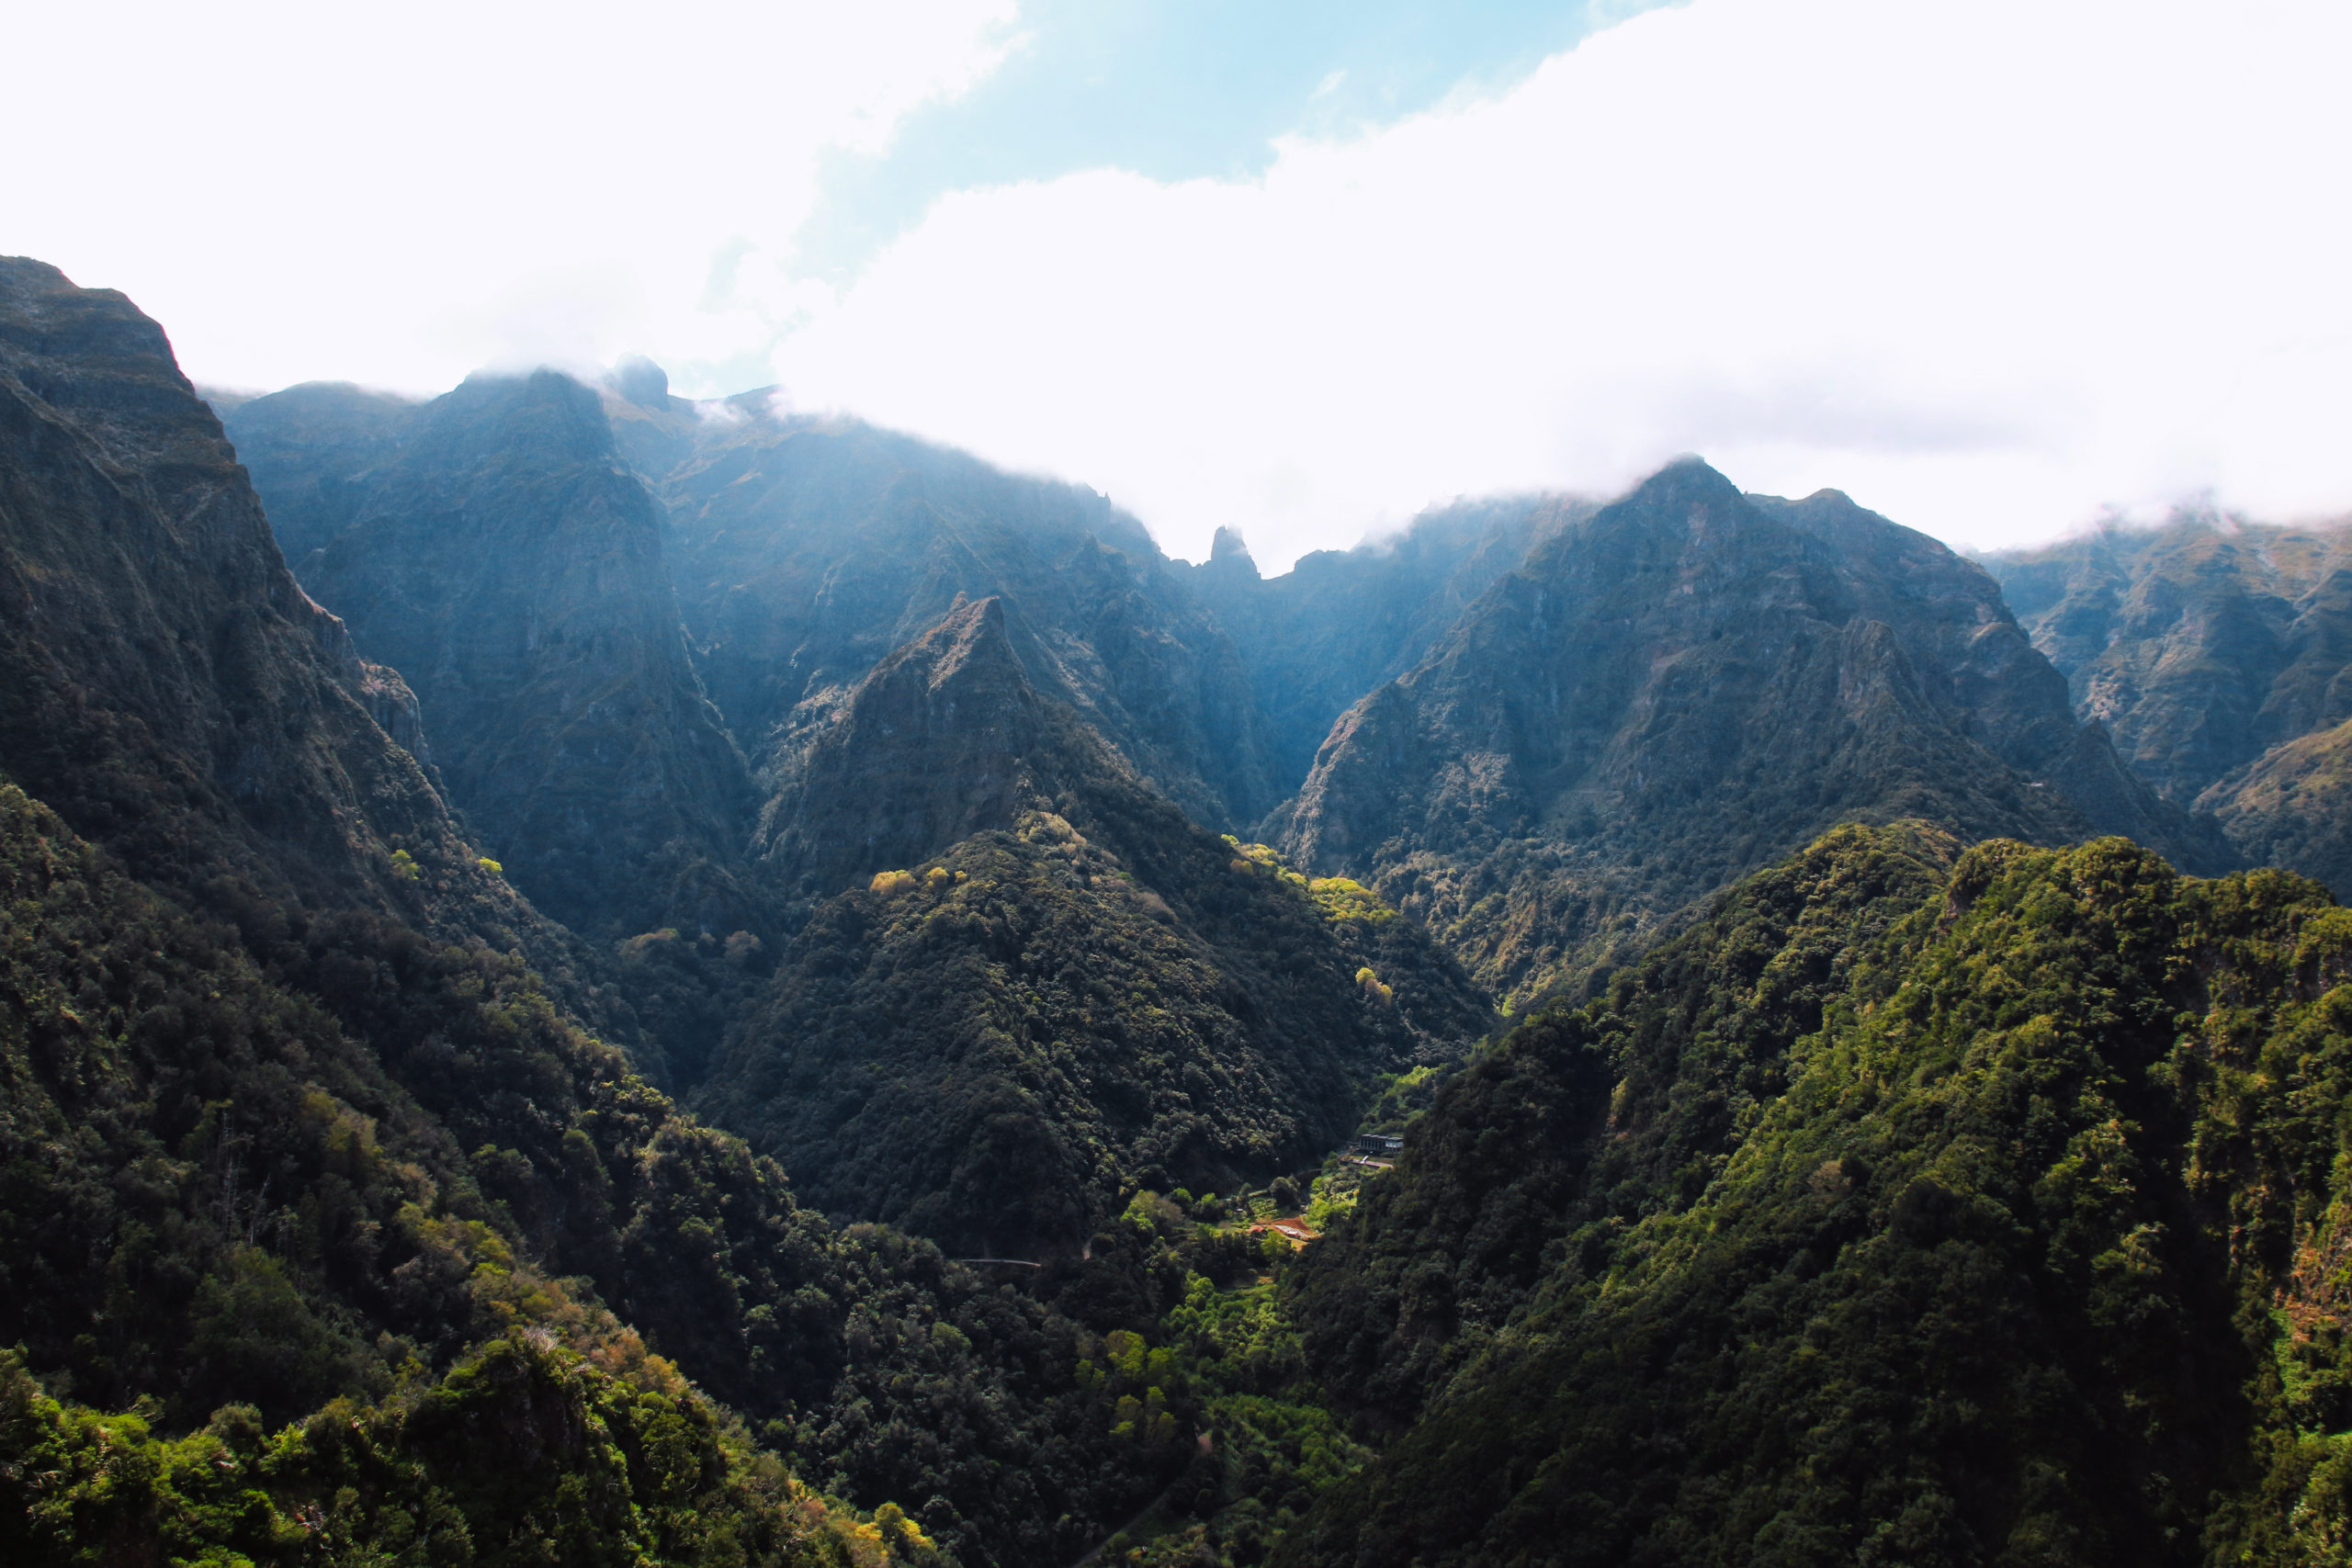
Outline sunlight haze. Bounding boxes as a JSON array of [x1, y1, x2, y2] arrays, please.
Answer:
[[8, 0, 2347, 569]]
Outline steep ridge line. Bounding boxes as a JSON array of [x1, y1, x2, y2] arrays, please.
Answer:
[[1278, 458, 2226, 1004]]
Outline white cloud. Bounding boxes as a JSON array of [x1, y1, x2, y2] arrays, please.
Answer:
[[774, 0, 2352, 567], [3, 0, 1014, 393], [12, 0, 2345, 568]]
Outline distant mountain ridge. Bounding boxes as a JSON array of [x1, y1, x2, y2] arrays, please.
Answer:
[[1984, 514, 2352, 799], [1985, 513, 2352, 893], [1184, 493, 1597, 795], [1275, 460, 2223, 1002], [222, 373, 759, 945], [604, 372, 1288, 840], [223, 357, 2252, 1020]]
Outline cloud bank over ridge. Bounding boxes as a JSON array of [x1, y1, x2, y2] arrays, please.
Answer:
[[775, 0, 2352, 567], [8, 0, 2348, 569]]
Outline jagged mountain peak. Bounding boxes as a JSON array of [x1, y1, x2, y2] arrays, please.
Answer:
[[754, 592, 1136, 904], [1207, 523, 1259, 575], [902, 591, 1019, 689], [1276, 457, 2214, 1001], [0, 257, 612, 996], [420, 367, 625, 468], [609, 353, 673, 411], [610, 397, 1285, 831], [223, 363, 759, 952]]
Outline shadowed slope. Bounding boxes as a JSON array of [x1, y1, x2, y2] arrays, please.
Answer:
[[699, 597, 1494, 1257], [225, 373, 758, 943], [0, 257, 559, 959], [1281, 460, 2222, 1003], [613, 388, 1285, 835], [1184, 495, 1597, 795]]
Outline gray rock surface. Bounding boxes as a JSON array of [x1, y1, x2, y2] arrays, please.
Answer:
[[1279, 459, 2220, 1001], [0, 256, 621, 1022], [1984, 514, 2352, 802], [606, 389, 1286, 836], [226, 372, 758, 942]]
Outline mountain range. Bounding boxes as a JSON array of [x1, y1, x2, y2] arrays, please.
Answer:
[[9, 253, 2352, 1566], [1986, 517, 2352, 896]]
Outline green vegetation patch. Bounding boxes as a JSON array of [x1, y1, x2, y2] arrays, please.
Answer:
[[1283, 825, 2352, 1565], [0, 782, 1184, 1566]]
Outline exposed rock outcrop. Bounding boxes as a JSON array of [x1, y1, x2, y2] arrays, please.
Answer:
[[1186, 493, 1595, 795], [1985, 513, 2352, 802], [1985, 513, 2352, 889], [0, 257, 493, 923], [226, 372, 758, 942], [1280, 459, 2221, 1002], [608, 390, 1285, 836]]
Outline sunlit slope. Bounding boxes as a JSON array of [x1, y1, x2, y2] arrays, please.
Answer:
[[1283, 825, 2352, 1565]]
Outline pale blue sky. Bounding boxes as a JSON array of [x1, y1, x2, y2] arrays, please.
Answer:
[[795, 1, 1673, 278]]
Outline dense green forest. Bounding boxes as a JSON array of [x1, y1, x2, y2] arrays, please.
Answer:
[[26, 252, 2352, 1565], [41, 797, 2352, 1564], [1278, 825, 2352, 1564], [698, 806, 1484, 1258], [0, 783, 1197, 1565]]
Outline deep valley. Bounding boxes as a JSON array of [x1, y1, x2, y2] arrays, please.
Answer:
[[9, 254, 2352, 1567]]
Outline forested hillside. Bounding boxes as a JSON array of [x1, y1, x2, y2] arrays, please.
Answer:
[[0, 261, 1255, 1567], [1280, 824, 2352, 1565], [0, 777, 1193, 1563], [24, 243, 2352, 1568], [701, 595, 1489, 1255]]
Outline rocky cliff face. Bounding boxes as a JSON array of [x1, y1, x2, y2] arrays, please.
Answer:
[[1279, 459, 2219, 1002], [0, 258, 510, 929], [755, 593, 1120, 903], [697, 595, 1493, 1255], [1984, 515, 2352, 893], [220, 379, 415, 564], [610, 390, 1284, 836], [226, 373, 757, 942], [1984, 515, 2352, 802], [1184, 494, 1595, 797], [1757, 489, 2213, 857]]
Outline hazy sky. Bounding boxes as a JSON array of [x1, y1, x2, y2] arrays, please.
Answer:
[[9, 0, 2349, 570]]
